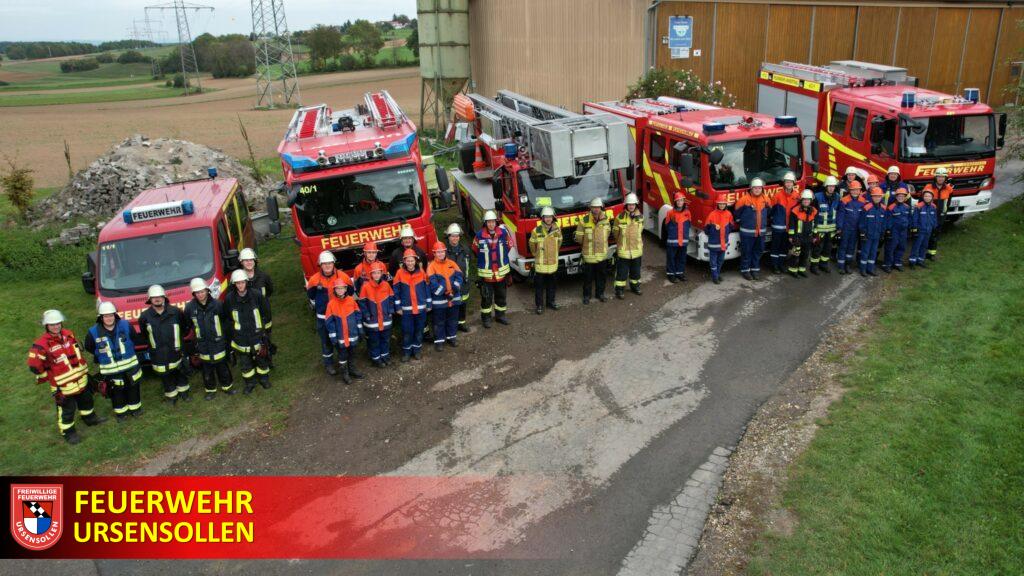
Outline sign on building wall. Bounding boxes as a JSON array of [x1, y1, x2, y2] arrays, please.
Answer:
[[668, 16, 693, 59]]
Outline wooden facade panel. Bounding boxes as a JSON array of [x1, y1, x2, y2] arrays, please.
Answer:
[[811, 6, 856, 65], [854, 6, 899, 64], [960, 9, 1001, 95], [990, 9, 1024, 104], [714, 2, 768, 108], [928, 8, 970, 94], [894, 7, 936, 82], [765, 4, 813, 65], [655, 1, 716, 81]]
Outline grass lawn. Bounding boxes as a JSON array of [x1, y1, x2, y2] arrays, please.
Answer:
[[0, 61, 159, 91], [0, 84, 200, 107], [749, 197, 1024, 575]]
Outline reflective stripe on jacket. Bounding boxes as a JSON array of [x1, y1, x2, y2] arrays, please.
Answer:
[[139, 306, 186, 370], [788, 205, 818, 241], [358, 279, 395, 330], [813, 191, 840, 233], [393, 267, 430, 314], [529, 222, 562, 274], [27, 329, 89, 394], [665, 208, 692, 246], [224, 288, 271, 353], [574, 213, 612, 263], [614, 210, 644, 259], [427, 258, 464, 308], [734, 194, 770, 236], [704, 208, 735, 250], [474, 225, 512, 281], [185, 297, 228, 362], [85, 318, 139, 375]]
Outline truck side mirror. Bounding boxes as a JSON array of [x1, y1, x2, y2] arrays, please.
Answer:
[[266, 195, 280, 221], [284, 182, 301, 208], [492, 179, 503, 200], [225, 248, 240, 271], [494, 199, 506, 213], [435, 165, 450, 193], [626, 165, 635, 181], [81, 251, 97, 295], [998, 113, 1007, 149], [707, 149, 724, 165], [677, 153, 698, 186], [808, 137, 819, 163]]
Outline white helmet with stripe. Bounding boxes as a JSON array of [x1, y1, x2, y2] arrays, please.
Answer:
[[445, 223, 462, 236], [147, 284, 166, 302], [318, 250, 336, 265], [483, 210, 498, 222], [189, 277, 208, 293], [97, 301, 117, 315], [42, 309, 65, 326], [239, 247, 257, 262], [230, 268, 249, 284], [540, 206, 556, 218], [624, 193, 639, 206], [824, 175, 839, 187]]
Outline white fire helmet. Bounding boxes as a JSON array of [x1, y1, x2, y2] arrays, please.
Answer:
[[147, 284, 166, 301], [230, 268, 249, 284], [887, 165, 901, 176], [445, 223, 462, 236], [750, 177, 765, 188], [783, 172, 796, 182], [624, 193, 639, 206], [318, 250, 336, 265], [42, 309, 65, 326], [400, 224, 416, 239], [483, 210, 498, 222], [845, 166, 859, 175], [824, 175, 839, 187], [540, 206, 556, 218], [800, 189, 814, 200], [935, 167, 949, 177], [97, 301, 117, 316], [239, 247, 257, 262], [189, 277, 208, 293], [590, 197, 605, 208]]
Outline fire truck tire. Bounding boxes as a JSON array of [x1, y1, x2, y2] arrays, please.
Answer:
[[945, 214, 962, 224], [458, 141, 476, 174]]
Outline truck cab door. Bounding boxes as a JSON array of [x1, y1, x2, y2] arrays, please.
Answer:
[[869, 114, 897, 160]]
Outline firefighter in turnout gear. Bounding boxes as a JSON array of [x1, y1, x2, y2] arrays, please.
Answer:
[[85, 301, 143, 421], [388, 225, 428, 276], [353, 241, 390, 294], [788, 190, 818, 278], [922, 167, 954, 260], [29, 310, 106, 444], [811, 176, 840, 274], [613, 193, 644, 298], [239, 248, 274, 298], [530, 205, 562, 314], [445, 223, 472, 332], [185, 278, 233, 400], [705, 199, 735, 284], [664, 192, 692, 282], [836, 180, 866, 274], [883, 188, 912, 272], [428, 241, 464, 349], [733, 178, 769, 280], [324, 280, 364, 384], [139, 284, 190, 403], [474, 210, 513, 327], [307, 250, 353, 376], [858, 187, 889, 276], [881, 165, 909, 206], [358, 261, 396, 367], [838, 166, 865, 198], [393, 249, 430, 359], [910, 190, 940, 268], [225, 268, 272, 393], [575, 197, 612, 304], [768, 172, 799, 273]]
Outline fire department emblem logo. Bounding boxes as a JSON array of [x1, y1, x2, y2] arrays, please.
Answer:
[[10, 484, 63, 551]]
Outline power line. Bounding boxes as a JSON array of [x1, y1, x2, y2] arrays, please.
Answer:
[[145, 1, 214, 96], [250, 0, 300, 108]]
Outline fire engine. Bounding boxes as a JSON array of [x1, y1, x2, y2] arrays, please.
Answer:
[[273, 90, 450, 277], [584, 96, 807, 260], [451, 90, 630, 276], [82, 172, 256, 326], [757, 60, 1006, 217]]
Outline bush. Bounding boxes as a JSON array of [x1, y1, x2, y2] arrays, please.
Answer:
[[59, 58, 100, 73], [1, 159, 34, 220], [625, 68, 737, 108], [116, 50, 150, 64], [336, 53, 358, 71], [0, 227, 90, 282], [172, 73, 189, 88], [95, 52, 114, 63]]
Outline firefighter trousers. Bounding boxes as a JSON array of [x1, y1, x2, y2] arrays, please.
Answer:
[[366, 327, 392, 362], [582, 261, 607, 299], [334, 343, 353, 367], [458, 293, 469, 327], [860, 236, 881, 273], [534, 272, 557, 307], [56, 388, 95, 437], [201, 360, 233, 392], [315, 319, 334, 367], [928, 226, 941, 258], [433, 305, 459, 343], [108, 366, 143, 415], [708, 249, 726, 281], [885, 232, 908, 269], [237, 351, 270, 389], [156, 368, 189, 399], [769, 228, 789, 271], [400, 312, 427, 356], [615, 256, 642, 291], [910, 232, 930, 264], [810, 233, 833, 267], [788, 238, 812, 273], [666, 245, 688, 278], [479, 280, 508, 319], [739, 234, 764, 274], [836, 231, 858, 270]]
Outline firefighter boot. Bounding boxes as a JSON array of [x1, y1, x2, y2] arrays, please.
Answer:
[[326, 364, 338, 376], [809, 264, 819, 275], [243, 380, 256, 395], [820, 262, 830, 274], [495, 313, 510, 326], [348, 357, 364, 379], [82, 413, 107, 426], [339, 365, 352, 385], [64, 428, 81, 445], [482, 315, 492, 329], [615, 288, 624, 300], [260, 375, 272, 390], [458, 324, 469, 333], [630, 284, 642, 296], [741, 272, 752, 281]]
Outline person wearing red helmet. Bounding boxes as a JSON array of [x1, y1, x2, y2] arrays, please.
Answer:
[[393, 249, 430, 361], [664, 192, 692, 282], [858, 186, 889, 276], [358, 261, 395, 367], [427, 241, 464, 349], [353, 241, 390, 293]]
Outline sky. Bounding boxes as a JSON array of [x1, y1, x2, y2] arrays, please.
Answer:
[[0, 0, 417, 43]]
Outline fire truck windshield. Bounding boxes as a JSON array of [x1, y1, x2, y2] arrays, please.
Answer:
[[291, 165, 423, 236], [708, 135, 803, 190], [900, 114, 995, 161], [516, 159, 622, 217], [98, 228, 214, 293]]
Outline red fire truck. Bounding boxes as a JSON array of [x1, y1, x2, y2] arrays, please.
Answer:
[[451, 90, 630, 276], [273, 90, 450, 277], [584, 96, 807, 260], [82, 173, 256, 325], [757, 60, 1006, 218]]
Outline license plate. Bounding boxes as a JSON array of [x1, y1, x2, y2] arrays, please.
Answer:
[[566, 256, 581, 275], [949, 198, 960, 207]]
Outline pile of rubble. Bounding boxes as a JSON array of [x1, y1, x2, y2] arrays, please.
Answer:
[[31, 134, 277, 228]]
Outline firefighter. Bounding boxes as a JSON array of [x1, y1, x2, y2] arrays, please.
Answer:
[[474, 209, 513, 327], [881, 165, 908, 206], [353, 241, 390, 293], [613, 193, 644, 298], [307, 250, 352, 376], [324, 280, 364, 384], [910, 190, 939, 269], [224, 268, 272, 393], [239, 248, 273, 298], [28, 310, 106, 444], [139, 284, 190, 404], [835, 180, 866, 274], [811, 176, 840, 274], [427, 241, 464, 349], [530, 205, 562, 314], [838, 166, 864, 197], [185, 278, 233, 400], [358, 261, 395, 367], [858, 187, 889, 276], [575, 197, 612, 304], [394, 249, 430, 359], [445, 223, 472, 332], [922, 167, 954, 260], [768, 172, 798, 273], [665, 192, 692, 282], [883, 188, 913, 272], [788, 190, 818, 278], [703, 199, 733, 284], [733, 178, 769, 280], [388, 224, 427, 276], [85, 301, 143, 421]]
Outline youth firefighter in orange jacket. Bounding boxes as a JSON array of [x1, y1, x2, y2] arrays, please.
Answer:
[[664, 192, 692, 283], [393, 249, 431, 360], [28, 310, 107, 444], [324, 281, 364, 384], [922, 166, 954, 260], [428, 241, 465, 348], [787, 190, 818, 278], [704, 199, 735, 284]]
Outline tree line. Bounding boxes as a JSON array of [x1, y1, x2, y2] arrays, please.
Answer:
[[0, 40, 158, 61], [160, 33, 255, 79], [295, 18, 418, 73]]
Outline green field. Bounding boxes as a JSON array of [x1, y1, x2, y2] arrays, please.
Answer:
[[749, 198, 1024, 575], [0, 84, 192, 107], [0, 46, 176, 92]]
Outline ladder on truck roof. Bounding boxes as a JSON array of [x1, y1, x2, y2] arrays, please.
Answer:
[[594, 96, 721, 117], [284, 104, 333, 141], [762, 60, 912, 90], [365, 90, 406, 129], [467, 92, 629, 179]]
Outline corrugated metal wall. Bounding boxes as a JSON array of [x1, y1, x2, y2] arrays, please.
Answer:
[[467, 1, 1024, 110]]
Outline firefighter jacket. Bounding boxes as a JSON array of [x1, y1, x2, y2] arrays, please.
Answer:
[[388, 244, 428, 276], [185, 297, 229, 362], [358, 279, 395, 330], [788, 205, 818, 242], [325, 292, 362, 348], [813, 191, 840, 234], [245, 268, 274, 299], [614, 209, 644, 259], [306, 270, 352, 320], [664, 207, 692, 246], [733, 194, 770, 237], [769, 189, 798, 232], [446, 241, 472, 301], [529, 221, 562, 274], [427, 257, 465, 308], [139, 305, 187, 371], [28, 329, 89, 395], [574, 212, 612, 264], [859, 201, 889, 240], [912, 201, 939, 234], [474, 225, 513, 281], [393, 267, 430, 315], [880, 179, 908, 206], [838, 176, 865, 197], [922, 182, 954, 216], [353, 258, 391, 294], [887, 202, 913, 234], [704, 208, 735, 250], [84, 316, 140, 376], [224, 287, 271, 353], [837, 195, 867, 233]]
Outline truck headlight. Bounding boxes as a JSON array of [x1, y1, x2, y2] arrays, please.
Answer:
[[980, 178, 993, 189]]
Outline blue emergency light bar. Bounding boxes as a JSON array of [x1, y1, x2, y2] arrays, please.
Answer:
[[123, 200, 194, 224], [775, 115, 798, 127], [703, 122, 726, 134], [963, 88, 980, 103], [901, 91, 916, 108]]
